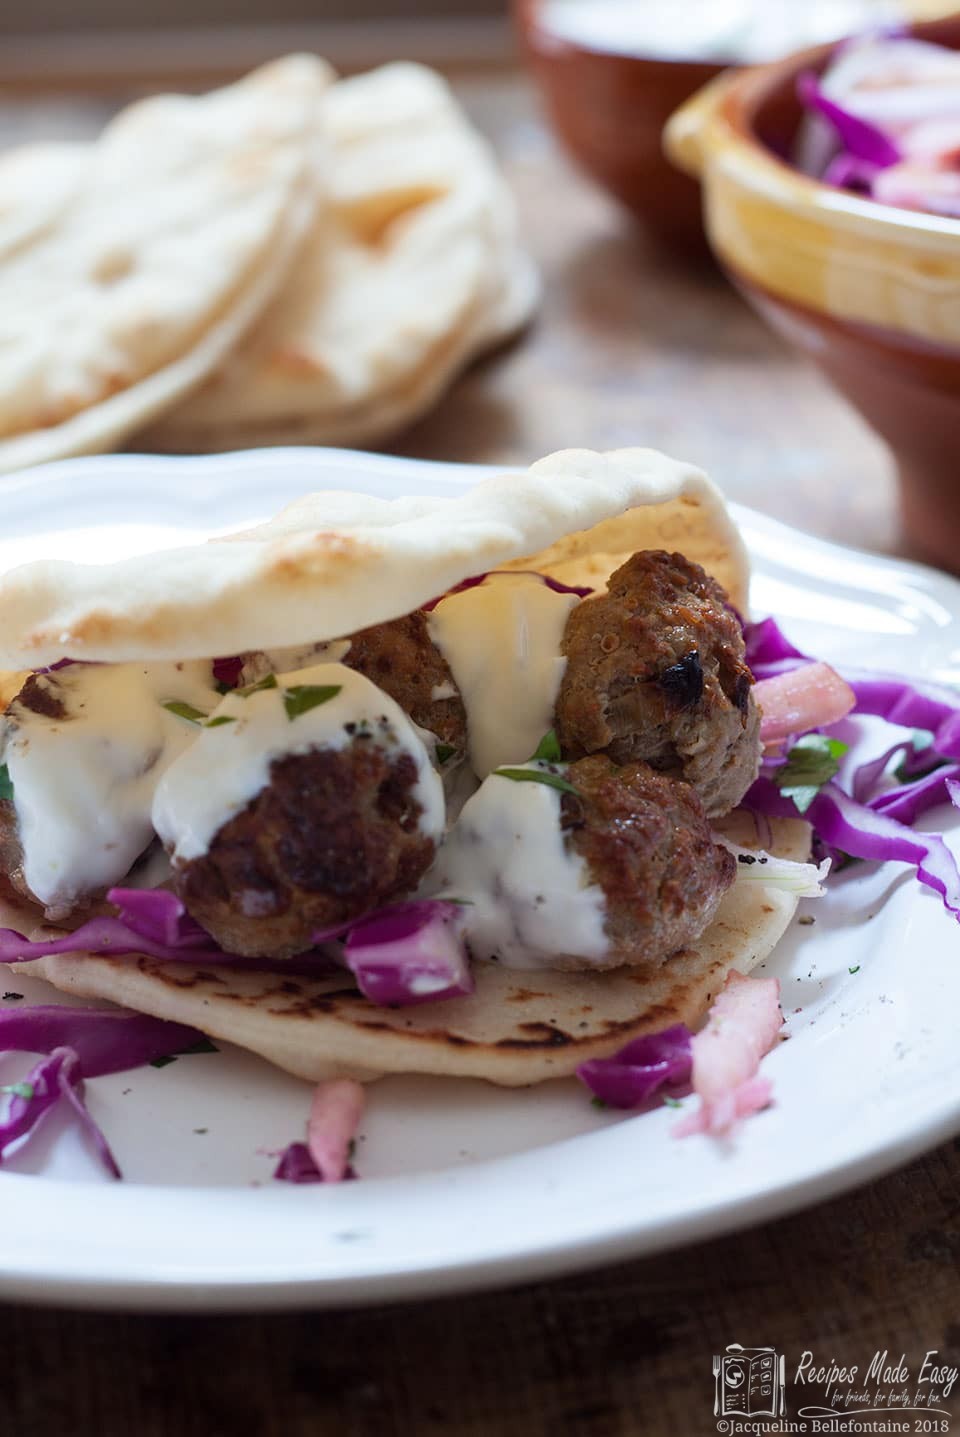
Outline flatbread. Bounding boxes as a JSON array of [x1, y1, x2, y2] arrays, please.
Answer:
[[0, 447, 749, 669], [144, 64, 535, 453], [9, 815, 811, 1086], [0, 56, 328, 474]]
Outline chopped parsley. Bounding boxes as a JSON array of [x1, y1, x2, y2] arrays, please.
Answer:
[[162, 700, 208, 724], [848, 965, 861, 975], [435, 742, 457, 765], [662, 1096, 684, 1109], [238, 673, 278, 697], [163, 701, 237, 729], [774, 734, 848, 814], [493, 765, 578, 796], [530, 729, 562, 763], [2, 991, 23, 1001], [0, 1081, 34, 1100], [0, 764, 14, 802], [590, 1096, 608, 1111], [283, 684, 342, 721]]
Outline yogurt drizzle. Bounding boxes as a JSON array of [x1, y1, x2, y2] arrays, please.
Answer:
[[153, 662, 445, 864], [429, 764, 610, 969], [427, 573, 579, 778], [2, 661, 216, 915]]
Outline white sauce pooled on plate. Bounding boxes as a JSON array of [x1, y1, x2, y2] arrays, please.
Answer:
[[427, 574, 579, 778], [3, 660, 215, 912], [428, 765, 609, 970], [153, 662, 445, 864]]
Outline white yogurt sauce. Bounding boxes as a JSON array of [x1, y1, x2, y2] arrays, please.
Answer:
[[3, 660, 215, 913], [153, 662, 445, 864], [428, 764, 609, 970], [427, 574, 579, 779], [538, 0, 905, 64]]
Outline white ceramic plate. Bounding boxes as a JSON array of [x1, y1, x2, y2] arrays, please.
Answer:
[[0, 448, 958, 1313]]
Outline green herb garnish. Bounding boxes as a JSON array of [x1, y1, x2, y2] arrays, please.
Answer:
[[204, 715, 236, 728], [493, 765, 578, 796], [530, 729, 562, 763], [0, 764, 13, 802], [848, 965, 860, 975], [238, 673, 278, 697], [662, 1096, 684, 1109], [435, 743, 456, 765], [590, 1096, 608, 1111], [0, 1081, 34, 1100], [162, 700, 207, 725], [283, 684, 342, 721], [774, 734, 848, 814]]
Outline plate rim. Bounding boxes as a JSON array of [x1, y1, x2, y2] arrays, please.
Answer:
[[1, 445, 959, 1313]]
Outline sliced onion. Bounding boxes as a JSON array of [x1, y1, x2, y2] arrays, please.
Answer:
[[576, 1025, 692, 1109], [755, 663, 856, 744], [718, 839, 831, 897], [673, 971, 782, 1138], [344, 901, 473, 1007]]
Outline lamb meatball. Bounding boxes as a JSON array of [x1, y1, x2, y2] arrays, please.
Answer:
[[555, 550, 760, 816], [174, 741, 438, 959], [344, 611, 468, 757], [559, 756, 735, 971]]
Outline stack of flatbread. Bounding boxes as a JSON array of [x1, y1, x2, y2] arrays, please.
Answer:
[[0, 56, 536, 475]]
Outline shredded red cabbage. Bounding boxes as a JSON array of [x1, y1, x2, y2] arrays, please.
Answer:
[[344, 901, 472, 1006], [273, 1142, 324, 1183], [798, 71, 901, 169], [0, 1004, 202, 1075], [0, 1007, 204, 1178], [272, 1142, 357, 1184], [0, 1046, 119, 1179], [212, 655, 244, 690], [576, 1025, 692, 1109]]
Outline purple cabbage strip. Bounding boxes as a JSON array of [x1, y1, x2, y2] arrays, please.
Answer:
[[0, 1004, 203, 1076], [344, 901, 473, 1007], [0, 1047, 121, 1179], [212, 655, 244, 690], [743, 616, 810, 679], [746, 777, 960, 920], [0, 1008, 208, 1179], [797, 71, 901, 169], [577, 1025, 693, 1110], [272, 1142, 356, 1184]]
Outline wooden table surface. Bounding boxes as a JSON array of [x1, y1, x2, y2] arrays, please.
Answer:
[[2, 62, 958, 1437]]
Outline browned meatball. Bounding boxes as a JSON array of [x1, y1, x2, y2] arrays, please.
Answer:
[[343, 611, 467, 757], [560, 755, 735, 971], [555, 551, 760, 817], [174, 743, 437, 959]]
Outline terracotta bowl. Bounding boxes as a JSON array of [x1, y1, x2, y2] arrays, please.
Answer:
[[514, 0, 723, 254], [666, 16, 960, 573]]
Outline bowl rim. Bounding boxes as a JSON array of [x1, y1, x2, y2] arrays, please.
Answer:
[[713, 15, 960, 238]]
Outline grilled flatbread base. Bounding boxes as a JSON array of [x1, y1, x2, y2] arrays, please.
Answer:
[[7, 814, 811, 1086]]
